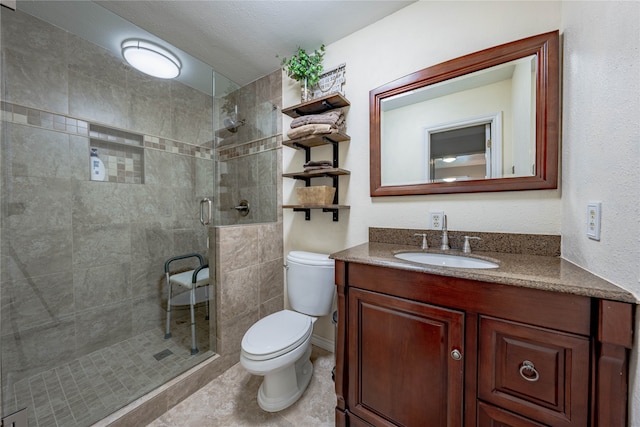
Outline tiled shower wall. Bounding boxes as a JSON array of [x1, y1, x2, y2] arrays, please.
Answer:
[[213, 70, 284, 356], [216, 71, 282, 225], [0, 8, 213, 393]]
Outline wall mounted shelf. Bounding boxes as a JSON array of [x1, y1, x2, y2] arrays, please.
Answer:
[[282, 204, 351, 222], [282, 168, 350, 180], [282, 94, 351, 221], [282, 93, 350, 118], [282, 131, 350, 149]]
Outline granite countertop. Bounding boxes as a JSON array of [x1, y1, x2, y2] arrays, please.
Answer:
[[330, 242, 637, 304]]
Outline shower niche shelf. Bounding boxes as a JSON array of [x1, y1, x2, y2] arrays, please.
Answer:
[[89, 124, 145, 184], [282, 94, 350, 221]]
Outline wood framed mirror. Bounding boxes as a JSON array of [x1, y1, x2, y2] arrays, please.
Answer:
[[370, 31, 559, 196]]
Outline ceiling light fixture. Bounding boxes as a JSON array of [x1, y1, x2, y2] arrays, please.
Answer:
[[121, 39, 181, 79], [442, 156, 457, 163]]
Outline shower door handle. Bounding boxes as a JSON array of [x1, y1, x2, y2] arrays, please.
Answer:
[[200, 198, 212, 226]]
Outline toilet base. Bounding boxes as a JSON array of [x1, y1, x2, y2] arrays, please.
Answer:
[[256, 345, 313, 412]]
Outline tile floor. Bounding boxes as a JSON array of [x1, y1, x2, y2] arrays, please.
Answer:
[[5, 308, 211, 427], [147, 346, 336, 427]]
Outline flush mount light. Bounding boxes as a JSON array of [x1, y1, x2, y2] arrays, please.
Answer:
[[442, 156, 457, 163], [121, 39, 181, 79]]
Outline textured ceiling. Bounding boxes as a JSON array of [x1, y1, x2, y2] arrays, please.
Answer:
[[95, 1, 415, 86]]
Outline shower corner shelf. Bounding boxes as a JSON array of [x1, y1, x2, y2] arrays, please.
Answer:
[[282, 95, 351, 222]]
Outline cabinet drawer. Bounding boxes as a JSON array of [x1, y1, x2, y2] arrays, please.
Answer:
[[478, 316, 590, 427], [478, 402, 549, 427]]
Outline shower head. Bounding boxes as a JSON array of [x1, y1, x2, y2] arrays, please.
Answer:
[[224, 117, 245, 133]]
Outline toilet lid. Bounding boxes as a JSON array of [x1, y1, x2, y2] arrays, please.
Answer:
[[287, 251, 334, 267], [241, 310, 313, 361]]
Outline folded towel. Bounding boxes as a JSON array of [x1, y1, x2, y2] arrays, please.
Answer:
[[304, 165, 334, 172], [290, 109, 344, 129], [304, 160, 333, 167], [286, 123, 340, 140]]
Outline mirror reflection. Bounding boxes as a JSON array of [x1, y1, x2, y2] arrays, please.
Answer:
[[370, 31, 559, 196], [381, 55, 536, 185]]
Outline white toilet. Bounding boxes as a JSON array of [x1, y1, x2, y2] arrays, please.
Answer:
[[240, 251, 335, 412]]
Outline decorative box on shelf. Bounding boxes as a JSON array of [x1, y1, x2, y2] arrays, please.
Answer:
[[296, 186, 336, 205]]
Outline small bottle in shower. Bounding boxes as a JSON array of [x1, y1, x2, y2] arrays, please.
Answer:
[[90, 148, 106, 181]]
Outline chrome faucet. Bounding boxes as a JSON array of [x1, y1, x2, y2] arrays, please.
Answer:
[[440, 215, 450, 250], [414, 233, 428, 250], [462, 236, 481, 253]]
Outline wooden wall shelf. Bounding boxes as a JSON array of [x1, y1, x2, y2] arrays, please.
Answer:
[[282, 93, 350, 118], [283, 132, 350, 149], [282, 94, 351, 221]]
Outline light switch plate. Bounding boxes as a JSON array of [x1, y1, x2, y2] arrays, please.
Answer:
[[587, 202, 601, 241]]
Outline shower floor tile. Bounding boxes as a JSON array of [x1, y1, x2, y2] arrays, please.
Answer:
[[7, 315, 212, 427]]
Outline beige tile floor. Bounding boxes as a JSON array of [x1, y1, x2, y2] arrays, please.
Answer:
[[147, 346, 336, 427]]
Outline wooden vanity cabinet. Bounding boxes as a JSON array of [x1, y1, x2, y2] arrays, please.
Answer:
[[334, 261, 633, 427]]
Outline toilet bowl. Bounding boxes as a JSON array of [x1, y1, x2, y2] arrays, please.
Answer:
[[240, 251, 335, 412]]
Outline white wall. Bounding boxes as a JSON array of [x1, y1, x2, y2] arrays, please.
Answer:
[[510, 57, 536, 176], [282, 0, 563, 349], [381, 80, 512, 185], [283, 4, 640, 420], [559, 1, 640, 423], [283, 1, 563, 249], [560, 1, 640, 300]]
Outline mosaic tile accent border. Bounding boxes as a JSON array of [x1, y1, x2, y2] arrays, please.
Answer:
[[217, 134, 282, 161], [1, 101, 89, 136], [144, 135, 213, 159], [0, 101, 213, 160]]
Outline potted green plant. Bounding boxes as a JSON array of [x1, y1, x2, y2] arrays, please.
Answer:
[[281, 44, 325, 101]]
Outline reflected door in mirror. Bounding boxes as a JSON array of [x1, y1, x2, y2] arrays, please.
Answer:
[[430, 123, 489, 183]]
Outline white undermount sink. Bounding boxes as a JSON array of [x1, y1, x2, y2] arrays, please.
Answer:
[[394, 252, 499, 269]]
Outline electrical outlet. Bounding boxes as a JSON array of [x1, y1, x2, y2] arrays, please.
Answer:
[[430, 211, 444, 230], [587, 202, 601, 241]]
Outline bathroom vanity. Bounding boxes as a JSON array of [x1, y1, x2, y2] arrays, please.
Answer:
[[331, 240, 635, 427]]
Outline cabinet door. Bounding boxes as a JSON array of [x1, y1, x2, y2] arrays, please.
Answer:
[[347, 288, 464, 427], [478, 316, 589, 427]]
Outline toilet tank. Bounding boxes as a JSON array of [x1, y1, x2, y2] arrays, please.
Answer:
[[286, 251, 335, 316]]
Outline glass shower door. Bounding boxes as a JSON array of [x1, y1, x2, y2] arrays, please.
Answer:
[[0, 3, 218, 426]]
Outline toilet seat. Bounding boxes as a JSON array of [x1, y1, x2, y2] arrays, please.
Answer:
[[241, 310, 312, 361]]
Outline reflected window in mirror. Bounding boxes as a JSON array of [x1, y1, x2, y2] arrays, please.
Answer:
[[370, 31, 558, 196]]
